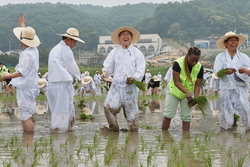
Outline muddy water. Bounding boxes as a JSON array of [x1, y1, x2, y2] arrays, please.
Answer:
[[0, 96, 250, 167]]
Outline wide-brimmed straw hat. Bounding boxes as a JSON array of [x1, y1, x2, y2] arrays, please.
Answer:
[[13, 26, 41, 47], [212, 73, 219, 79], [38, 78, 46, 88], [1, 72, 10, 77], [153, 75, 160, 81], [111, 27, 140, 45], [81, 76, 92, 85], [107, 77, 113, 82], [57, 28, 85, 43], [216, 31, 246, 49], [36, 104, 46, 115]]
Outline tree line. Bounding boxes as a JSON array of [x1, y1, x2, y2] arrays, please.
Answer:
[[0, 0, 250, 67]]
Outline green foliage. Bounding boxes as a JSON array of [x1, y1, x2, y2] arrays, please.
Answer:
[[79, 113, 93, 120], [233, 113, 240, 127], [216, 69, 228, 78]]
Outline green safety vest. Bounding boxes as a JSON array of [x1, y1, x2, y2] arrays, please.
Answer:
[[169, 56, 201, 99], [0, 65, 8, 74]]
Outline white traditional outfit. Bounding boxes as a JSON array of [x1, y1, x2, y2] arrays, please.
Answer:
[[10, 47, 39, 121], [94, 73, 101, 85], [209, 75, 220, 92], [145, 71, 152, 84], [102, 44, 146, 131], [164, 67, 173, 83], [157, 73, 162, 80], [214, 50, 250, 130], [81, 76, 96, 95], [47, 40, 81, 132]]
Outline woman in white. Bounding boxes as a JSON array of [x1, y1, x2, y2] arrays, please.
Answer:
[[214, 31, 250, 131], [145, 69, 152, 84], [1, 14, 40, 133], [101, 27, 146, 131], [94, 71, 101, 86], [81, 76, 96, 96]]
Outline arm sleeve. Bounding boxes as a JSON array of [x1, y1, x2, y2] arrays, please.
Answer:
[[197, 65, 204, 79], [172, 61, 180, 72], [63, 49, 81, 80]]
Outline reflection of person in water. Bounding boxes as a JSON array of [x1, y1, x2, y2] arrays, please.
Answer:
[[148, 99, 160, 113], [103, 131, 139, 166]]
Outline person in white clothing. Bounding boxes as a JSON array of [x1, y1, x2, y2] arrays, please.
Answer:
[[1, 14, 40, 133], [81, 76, 96, 96], [46, 28, 85, 133], [94, 71, 101, 86], [101, 27, 146, 131], [164, 67, 173, 84], [145, 69, 152, 84], [214, 31, 250, 131], [157, 72, 162, 81], [209, 73, 220, 95]]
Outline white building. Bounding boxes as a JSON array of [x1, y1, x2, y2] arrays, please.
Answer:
[[97, 34, 162, 54]]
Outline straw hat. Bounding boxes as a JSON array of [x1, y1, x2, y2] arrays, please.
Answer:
[[38, 78, 46, 88], [13, 26, 41, 47], [81, 76, 92, 85], [111, 27, 140, 45], [153, 75, 160, 81], [146, 69, 150, 72], [42, 72, 48, 78], [1, 72, 10, 77], [36, 104, 46, 115], [85, 71, 90, 75], [107, 77, 113, 82], [212, 73, 219, 79], [216, 31, 246, 49], [57, 28, 85, 43]]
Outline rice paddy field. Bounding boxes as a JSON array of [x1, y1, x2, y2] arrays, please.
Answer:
[[0, 86, 250, 167]]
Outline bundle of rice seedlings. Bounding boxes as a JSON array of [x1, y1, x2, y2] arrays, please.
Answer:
[[126, 78, 146, 91], [233, 113, 240, 127], [188, 95, 209, 115], [217, 68, 236, 78]]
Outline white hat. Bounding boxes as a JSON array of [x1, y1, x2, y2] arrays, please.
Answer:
[[36, 104, 46, 115], [57, 28, 85, 43], [85, 71, 90, 75], [216, 31, 246, 49], [107, 77, 113, 82], [13, 26, 41, 47], [153, 75, 160, 81], [81, 76, 92, 85], [38, 78, 46, 88], [1, 72, 10, 77], [111, 27, 140, 45]]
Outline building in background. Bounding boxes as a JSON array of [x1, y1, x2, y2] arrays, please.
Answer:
[[97, 34, 162, 55]]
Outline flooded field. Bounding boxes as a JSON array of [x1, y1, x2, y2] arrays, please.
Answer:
[[0, 88, 250, 167]]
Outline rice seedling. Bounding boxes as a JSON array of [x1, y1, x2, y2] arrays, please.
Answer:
[[139, 125, 157, 130], [79, 113, 93, 120], [104, 149, 114, 165], [140, 135, 146, 151], [204, 133, 212, 142], [167, 156, 177, 167], [237, 155, 246, 167], [155, 133, 162, 143], [77, 99, 86, 109], [3, 159, 11, 167], [188, 95, 210, 115], [217, 68, 236, 78], [11, 147, 22, 160], [126, 77, 146, 91], [147, 149, 156, 164], [128, 149, 137, 164], [202, 154, 213, 167], [93, 132, 100, 148]]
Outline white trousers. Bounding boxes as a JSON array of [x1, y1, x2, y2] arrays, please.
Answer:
[[46, 82, 75, 132]]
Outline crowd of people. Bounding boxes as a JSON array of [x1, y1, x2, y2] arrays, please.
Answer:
[[1, 13, 250, 134]]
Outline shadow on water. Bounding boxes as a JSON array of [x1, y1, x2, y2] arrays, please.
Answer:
[[0, 91, 250, 166]]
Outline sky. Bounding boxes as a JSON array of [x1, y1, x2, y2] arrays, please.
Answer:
[[0, 0, 189, 7]]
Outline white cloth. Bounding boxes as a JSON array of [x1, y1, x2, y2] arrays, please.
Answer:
[[10, 47, 39, 121], [157, 74, 162, 80], [48, 41, 81, 82], [11, 47, 39, 89], [209, 77, 219, 91], [81, 78, 96, 94], [46, 82, 75, 132], [164, 67, 172, 83], [102, 44, 146, 130], [214, 50, 250, 130], [94, 73, 101, 85], [145, 72, 152, 84], [47, 40, 80, 132]]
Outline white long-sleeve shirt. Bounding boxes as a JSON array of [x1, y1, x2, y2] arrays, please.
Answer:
[[11, 47, 39, 89], [214, 50, 250, 90], [102, 44, 146, 87], [164, 67, 172, 83], [48, 40, 81, 82]]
